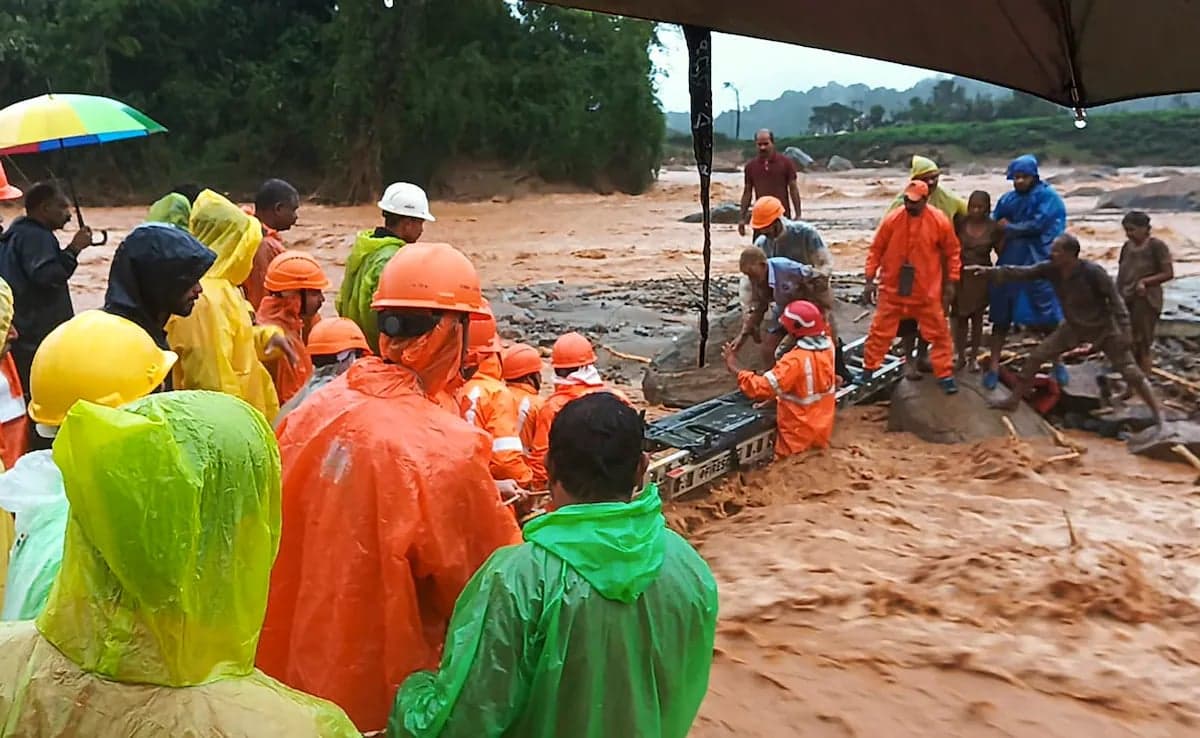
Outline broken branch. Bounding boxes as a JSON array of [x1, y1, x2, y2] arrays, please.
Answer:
[[1153, 368, 1200, 393], [600, 344, 653, 364]]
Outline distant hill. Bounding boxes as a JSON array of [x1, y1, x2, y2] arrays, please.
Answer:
[[666, 77, 1200, 138]]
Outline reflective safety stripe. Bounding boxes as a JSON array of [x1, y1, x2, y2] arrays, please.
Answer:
[[493, 436, 524, 453], [764, 369, 834, 407], [464, 386, 483, 425], [0, 373, 24, 423], [517, 396, 532, 434], [804, 357, 815, 397]]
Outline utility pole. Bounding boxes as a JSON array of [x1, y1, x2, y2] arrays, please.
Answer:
[[723, 82, 741, 140]]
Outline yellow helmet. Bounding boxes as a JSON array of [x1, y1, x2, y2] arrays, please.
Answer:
[[28, 311, 178, 427]]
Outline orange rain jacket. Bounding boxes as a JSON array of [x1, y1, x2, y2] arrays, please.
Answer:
[[458, 354, 532, 487], [258, 356, 522, 733], [507, 382, 544, 460], [866, 206, 961, 308], [0, 354, 27, 469], [255, 295, 315, 406], [738, 336, 837, 458], [243, 226, 286, 311], [527, 378, 629, 490]]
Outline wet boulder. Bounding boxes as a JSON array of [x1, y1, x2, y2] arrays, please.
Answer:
[[642, 307, 770, 408], [962, 162, 988, 176], [783, 146, 814, 170], [887, 373, 1048, 444], [1065, 185, 1106, 198], [1127, 420, 1200, 462], [1097, 177, 1200, 212], [827, 155, 855, 172], [680, 201, 742, 224]]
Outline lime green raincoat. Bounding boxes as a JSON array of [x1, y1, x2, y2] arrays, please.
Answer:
[[391, 484, 719, 738], [888, 154, 968, 222], [147, 193, 192, 230], [0, 391, 359, 737], [336, 229, 405, 354]]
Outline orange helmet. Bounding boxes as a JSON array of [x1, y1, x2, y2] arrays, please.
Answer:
[[264, 250, 331, 292], [0, 162, 22, 201], [779, 300, 825, 338], [468, 300, 502, 354], [551, 332, 596, 369], [306, 317, 371, 356], [371, 242, 488, 316], [501, 343, 543, 380], [749, 196, 785, 230]]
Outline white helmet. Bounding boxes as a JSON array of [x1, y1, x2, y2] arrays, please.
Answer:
[[377, 182, 435, 222]]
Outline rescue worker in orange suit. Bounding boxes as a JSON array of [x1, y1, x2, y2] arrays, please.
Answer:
[[501, 342, 545, 456], [861, 180, 962, 395], [256, 250, 331, 406], [527, 332, 627, 490], [0, 278, 27, 469], [458, 304, 533, 493], [258, 242, 522, 734], [723, 300, 836, 458]]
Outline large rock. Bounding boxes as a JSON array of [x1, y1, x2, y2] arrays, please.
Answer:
[[1127, 421, 1200, 462], [1096, 176, 1200, 211], [1065, 185, 1106, 198], [887, 374, 1048, 444], [827, 155, 855, 172], [1143, 168, 1184, 179], [962, 162, 988, 176], [642, 307, 770, 407], [680, 201, 742, 224], [783, 146, 814, 170]]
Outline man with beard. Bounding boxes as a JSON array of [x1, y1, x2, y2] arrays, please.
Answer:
[[103, 223, 216, 391]]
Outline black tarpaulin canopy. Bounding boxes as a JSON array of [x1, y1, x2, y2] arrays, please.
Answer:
[[538, 0, 1200, 109]]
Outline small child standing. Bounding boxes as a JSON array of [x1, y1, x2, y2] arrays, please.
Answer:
[[1116, 210, 1174, 373], [954, 191, 1004, 372], [722, 299, 837, 459]]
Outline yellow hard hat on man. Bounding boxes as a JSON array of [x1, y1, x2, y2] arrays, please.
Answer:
[[28, 311, 177, 433]]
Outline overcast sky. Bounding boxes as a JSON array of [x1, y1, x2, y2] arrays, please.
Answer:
[[653, 29, 939, 113]]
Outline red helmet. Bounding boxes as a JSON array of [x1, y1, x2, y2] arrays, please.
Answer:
[[779, 300, 825, 338]]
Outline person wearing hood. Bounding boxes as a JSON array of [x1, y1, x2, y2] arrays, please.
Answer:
[[390, 392, 718, 738], [257, 250, 331, 406], [244, 179, 301, 311], [501, 342, 545, 456], [526, 332, 628, 490], [103, 223, 216, 360], [166, 189, 297, 420], [1, 310, 177, 622], [337, 182, 435, 353], [274, 317, 370, 428], [259, 242, 522, 733], [0, 391, 360, 736], [986, 154, 1068, 389], [0, 182, 93, 401], [886, 156, 967, 381], [146, 192, 193, 230]]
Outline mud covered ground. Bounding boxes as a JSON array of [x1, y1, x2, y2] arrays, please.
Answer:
[[6, 165, 1200, 736]]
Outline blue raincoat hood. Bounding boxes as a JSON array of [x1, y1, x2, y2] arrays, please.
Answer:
[[1006, 154, 1040, 180]]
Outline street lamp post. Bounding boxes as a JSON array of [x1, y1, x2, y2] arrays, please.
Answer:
[[723, 81, 741, 140]]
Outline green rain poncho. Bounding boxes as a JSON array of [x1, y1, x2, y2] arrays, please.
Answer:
[[336, 228, 405, 353], [0, 391, 359, 737], [147, 192, 192, 230], [888, 155, 968, 222], [391, 484, 719, 738]]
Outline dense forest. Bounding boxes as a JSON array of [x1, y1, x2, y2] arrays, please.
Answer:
[[0, 0, 664, 201]]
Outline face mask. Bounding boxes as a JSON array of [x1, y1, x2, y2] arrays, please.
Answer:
[[380, 314, 467, 399]]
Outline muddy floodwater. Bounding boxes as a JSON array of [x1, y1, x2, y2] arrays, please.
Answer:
[[10, 165, 1200, 735]]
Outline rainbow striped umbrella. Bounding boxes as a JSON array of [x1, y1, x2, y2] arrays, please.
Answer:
[[0, 93, 166, 155]]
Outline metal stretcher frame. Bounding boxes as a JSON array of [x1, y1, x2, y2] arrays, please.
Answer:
[[644, 335, 905, 499]]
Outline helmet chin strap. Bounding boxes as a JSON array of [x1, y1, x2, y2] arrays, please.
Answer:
[[457, 314, 472, 380]]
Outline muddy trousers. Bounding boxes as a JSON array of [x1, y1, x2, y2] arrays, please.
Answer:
[[863, 296, 954, 379]]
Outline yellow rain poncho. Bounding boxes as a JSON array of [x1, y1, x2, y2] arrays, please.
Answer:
[[888, 155, 968, 222], [166, 190, 283, 419], [146, 192, 192, 230], [0, 391, 359, 736]]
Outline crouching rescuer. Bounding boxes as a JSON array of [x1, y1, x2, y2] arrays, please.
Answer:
[[723, 299, 837, 458]]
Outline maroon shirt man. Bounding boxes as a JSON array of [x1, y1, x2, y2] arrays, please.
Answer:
[[739, 128, 803, 236]]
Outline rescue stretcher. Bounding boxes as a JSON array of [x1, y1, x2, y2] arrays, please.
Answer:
[[643, 335, 905, 499]]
